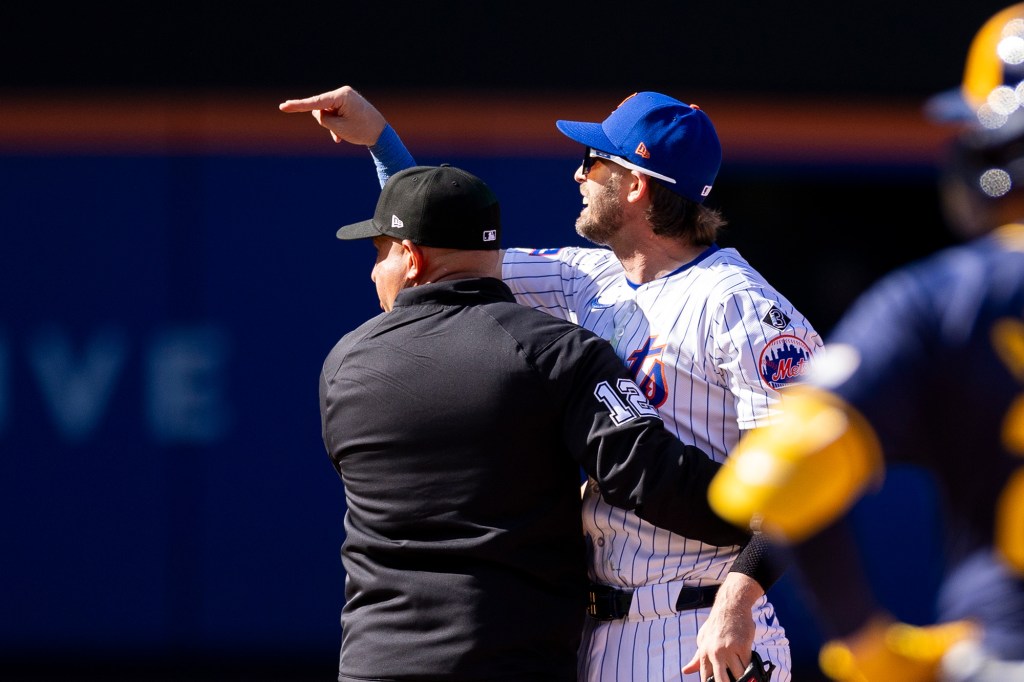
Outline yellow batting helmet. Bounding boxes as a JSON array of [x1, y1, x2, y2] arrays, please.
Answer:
[[928, 4, 1024, 126]]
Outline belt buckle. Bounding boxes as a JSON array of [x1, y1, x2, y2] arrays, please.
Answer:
[[586, 584, 631, 621]]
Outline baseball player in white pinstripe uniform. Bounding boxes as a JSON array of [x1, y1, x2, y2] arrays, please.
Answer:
[[280, 87, 820, 682], [501, 94, 818, 682], [503, 243, 810, 682]]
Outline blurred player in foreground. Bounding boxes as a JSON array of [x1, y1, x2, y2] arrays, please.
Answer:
[[709, 5, 1024, 680]]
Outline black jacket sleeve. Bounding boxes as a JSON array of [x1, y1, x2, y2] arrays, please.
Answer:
[[540, 324, 752, 548]]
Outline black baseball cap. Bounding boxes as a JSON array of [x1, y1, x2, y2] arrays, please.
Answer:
[[337, 165, 501, 250]]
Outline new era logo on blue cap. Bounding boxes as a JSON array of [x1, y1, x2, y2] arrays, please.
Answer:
[[555, 92, 723, 204]]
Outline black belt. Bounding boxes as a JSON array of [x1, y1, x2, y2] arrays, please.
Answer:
[[586, 583, 719, 621]]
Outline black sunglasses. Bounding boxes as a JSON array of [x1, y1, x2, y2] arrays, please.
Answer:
[[581, 147, 598, 175], [579, 146, 676, 184]]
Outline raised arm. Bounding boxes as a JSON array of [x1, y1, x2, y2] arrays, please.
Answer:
[[279, 85, 416, 186]]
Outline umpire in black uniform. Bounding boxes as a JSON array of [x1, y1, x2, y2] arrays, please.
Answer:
[[319, 164, 770, 682]]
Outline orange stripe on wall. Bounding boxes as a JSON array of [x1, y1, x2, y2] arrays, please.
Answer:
[[0, 90, 958, 164]]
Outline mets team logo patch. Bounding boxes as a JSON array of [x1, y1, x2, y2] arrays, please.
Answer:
[[758, 334, 813, 390]]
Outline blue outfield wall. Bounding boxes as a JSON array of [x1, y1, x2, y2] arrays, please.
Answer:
[[0, 151, 946, 675]]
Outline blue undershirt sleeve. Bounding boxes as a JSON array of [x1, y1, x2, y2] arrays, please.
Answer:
[[369, 124, 417, 188]]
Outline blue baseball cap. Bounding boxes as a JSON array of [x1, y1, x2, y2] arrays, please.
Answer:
[[556, 92, 722, 203]]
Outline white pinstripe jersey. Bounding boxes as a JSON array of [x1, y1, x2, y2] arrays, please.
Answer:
[[502, 244, 823, 589]]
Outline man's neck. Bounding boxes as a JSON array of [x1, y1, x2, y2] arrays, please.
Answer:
[[607, 229, 708, 284], [420, 249, 502, 284]]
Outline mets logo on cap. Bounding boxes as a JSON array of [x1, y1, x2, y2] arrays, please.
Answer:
[[758, 334, 813, 390]]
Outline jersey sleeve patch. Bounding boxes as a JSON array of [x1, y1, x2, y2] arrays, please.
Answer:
[[758, 334, 813, 389], [762, 305, 791, 331]]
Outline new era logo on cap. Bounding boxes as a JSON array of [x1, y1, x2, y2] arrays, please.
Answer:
[[391, 215, 404, 229]]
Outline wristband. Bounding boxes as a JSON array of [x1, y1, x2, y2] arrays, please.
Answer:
[[369, 124, 417, 188]]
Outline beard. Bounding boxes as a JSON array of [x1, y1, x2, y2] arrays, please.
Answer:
[[575, 173, 624, 245]]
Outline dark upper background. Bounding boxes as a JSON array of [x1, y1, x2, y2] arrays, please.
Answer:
[[2, 2, 1011, 97]]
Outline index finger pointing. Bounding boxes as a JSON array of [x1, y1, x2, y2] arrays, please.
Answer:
[[279, 95, 334, 113]]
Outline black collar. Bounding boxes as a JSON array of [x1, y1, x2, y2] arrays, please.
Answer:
[[393, 277, 515, 308]]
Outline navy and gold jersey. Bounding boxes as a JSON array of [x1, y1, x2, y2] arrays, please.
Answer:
[[819, 224, 1024, 560], [811, 224, 1024, 657]]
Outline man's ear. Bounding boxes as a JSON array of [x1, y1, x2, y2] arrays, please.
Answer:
[[626, 170, 651, 204], [402, 239, 425, 282]]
